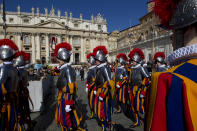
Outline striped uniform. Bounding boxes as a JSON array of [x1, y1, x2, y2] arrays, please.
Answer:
[[86, 65, 97, 116], [146, 59, 197, 131], [55, 63, 82, 131]]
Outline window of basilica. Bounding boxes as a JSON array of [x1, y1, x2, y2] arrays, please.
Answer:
[[24, 36, 30, 44]]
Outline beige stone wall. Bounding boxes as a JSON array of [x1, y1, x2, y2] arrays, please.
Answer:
[[0, 6, 108, 64]]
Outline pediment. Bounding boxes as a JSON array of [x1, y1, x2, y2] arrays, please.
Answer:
[[35, 19, 65, 29]]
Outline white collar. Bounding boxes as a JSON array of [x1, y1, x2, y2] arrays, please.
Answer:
[[0, 63, 3, 68], [97, 63, 107, 68], [132, 64, 141, 69], [118, 65, 124, 69], [18, 66, 25, 69], [159, 64, 166, 68], [60, 63, 71, 70], [89, 65, 96, 69], [3, 62, 12, 65], [167, 44, 197, 66]]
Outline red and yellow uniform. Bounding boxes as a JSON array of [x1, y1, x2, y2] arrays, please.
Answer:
[[146, 59, 197, 131]]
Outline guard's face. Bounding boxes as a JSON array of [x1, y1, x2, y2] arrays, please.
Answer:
[[118, 62, 121, 67], [88, 62, 91, 67], [96, 60, 100, 66], [57, 59, 64, 66], [133, 61, 137, 66]]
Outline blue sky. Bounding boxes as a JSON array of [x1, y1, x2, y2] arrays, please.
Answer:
[[3, 0, 150, 32]]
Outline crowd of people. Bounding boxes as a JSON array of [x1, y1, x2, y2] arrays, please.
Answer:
[[1, 0, 197, 131]]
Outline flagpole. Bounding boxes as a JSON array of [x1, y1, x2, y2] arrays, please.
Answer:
[[152, 20, 155, 59], [2, 0, 6, 38], [113, 32, 119, 97]]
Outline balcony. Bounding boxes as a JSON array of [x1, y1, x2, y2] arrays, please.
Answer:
[[73, 43, 80, 47]]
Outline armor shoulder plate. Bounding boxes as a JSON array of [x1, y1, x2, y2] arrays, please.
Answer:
[[140, 66, 150, 78], [65, 65, 75, 83], [103, 65, 111, 81], [123, 68, 128, 78], [0, 65, 7, 84]]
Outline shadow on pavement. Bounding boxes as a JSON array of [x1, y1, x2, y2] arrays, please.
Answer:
[[114, 124, 135, 131], [32, 75, 57, 131]]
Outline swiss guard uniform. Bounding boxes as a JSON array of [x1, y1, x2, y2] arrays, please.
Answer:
[[128, 48, 150, 127], [54, 42, 85, 131], [93, 46, 114, 131], [86, 53, 97, 119], [114, 53, 128, 113], [146, 0, 197, 131], [0, 39, 19, 131], [13, 51, 32, 130], [153, 52, 168, 72]]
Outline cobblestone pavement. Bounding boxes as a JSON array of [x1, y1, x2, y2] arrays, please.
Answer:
[[31, 77, 144, 131]]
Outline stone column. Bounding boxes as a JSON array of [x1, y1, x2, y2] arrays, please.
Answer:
[[57, 35, 61, 43], [70, 36, 73, 63], [31, 34, 36, 63], [80, 37, 84, 62], [45, 34, 50, 63], [36, 34, 40, 60], [17, 34, 21, 50], [66, 35, 69, 42]]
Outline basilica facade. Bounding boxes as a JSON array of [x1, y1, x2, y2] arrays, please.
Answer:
[[0, 5, 108, 64]]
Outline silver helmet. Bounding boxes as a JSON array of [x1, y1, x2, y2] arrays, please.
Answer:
[[57, 48, 71, 61], [156, 56, 164, 64], [0, 39, 18, 60], [88, 56, 95, 65], [132, 54, 141, 63], [117, 57, 126, 65], [0, 45, 16, 60], [13, 55, 25, 67], [170, 0, 197, 29], [95, 50, 106, 63]]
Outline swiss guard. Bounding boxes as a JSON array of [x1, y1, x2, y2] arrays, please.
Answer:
[[153, 52, 168, 72], [86, 53, 97, 119], [93, 46, 114, 131], [13, 51, 32, 130], [128, 48, 149, 127], [146, 0, 197, 130], [114, 53, 128, 113], [54, 42, 85, 131], [0, 39, 19, 131]]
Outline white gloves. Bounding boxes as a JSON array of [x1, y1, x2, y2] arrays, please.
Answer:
[[140, 94, 145, 98], [85, 84, 89, 93], [99, 96, 103, 101], [65, 105, 72, 112], [86, 88, 88, 93], [116, 85, 120, 88], [94, 91, 97, 95]]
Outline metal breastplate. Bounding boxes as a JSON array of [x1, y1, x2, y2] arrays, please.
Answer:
[[115, 68, 124, 82], [95, 65, 111, 88], [56, 65, 75, 91], [0, 64, 19, 93], [156, 66, 168, 72], [18, 68, 28, 86], [131, 67, 144, 86], [87, 67, 96, 85]]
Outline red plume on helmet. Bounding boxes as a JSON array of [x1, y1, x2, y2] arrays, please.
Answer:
[[15, 51, 25, 58], [54, 42, 72, 57], [25, 53, 30, 61], [128, 48, 144, 60], [0, 39, 18, 51], [117, 53, 128, 61], [15, 51, 30, 61], [153, 0, 181, 28], [93, 46, 108, 56], [153, 52, 165, 60], [86, 53, 95, 59]]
